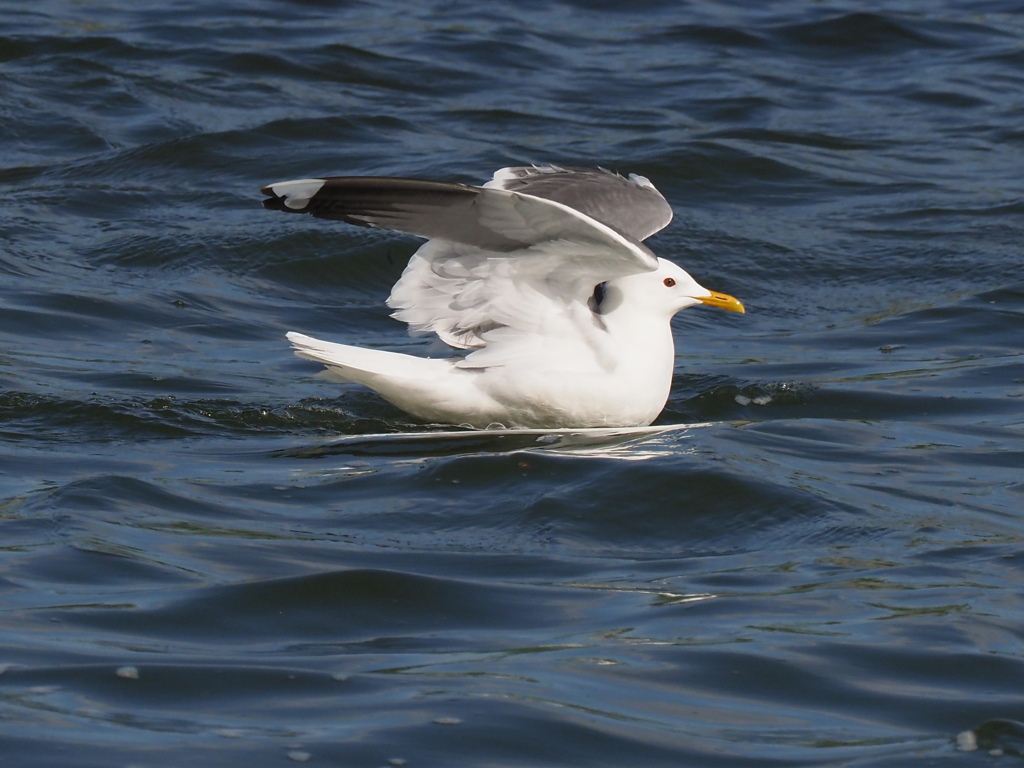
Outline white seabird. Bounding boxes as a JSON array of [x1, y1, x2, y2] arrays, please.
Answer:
[[261, 165, 744, 429]]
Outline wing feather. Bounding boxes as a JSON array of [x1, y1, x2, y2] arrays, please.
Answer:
[[262, 167, 669, 363], [261, 174, 659, 281], [483, 165, 673, 242]]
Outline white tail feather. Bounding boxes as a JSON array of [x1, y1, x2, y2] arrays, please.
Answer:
[[286, 332, 449, 384]]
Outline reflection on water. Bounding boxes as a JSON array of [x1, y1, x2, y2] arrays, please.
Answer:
[[276, 423, 706, 461]]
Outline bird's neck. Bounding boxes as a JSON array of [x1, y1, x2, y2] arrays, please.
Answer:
[[598, 299, 677, 387]]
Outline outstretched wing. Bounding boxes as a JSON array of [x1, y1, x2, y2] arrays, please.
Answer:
[[261, 168, 665, 356], [483, 165, 673, 242]]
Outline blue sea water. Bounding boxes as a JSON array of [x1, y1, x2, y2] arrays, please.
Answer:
[[1, 1, 1023, 766]]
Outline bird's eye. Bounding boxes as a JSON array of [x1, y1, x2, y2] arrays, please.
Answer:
[[663, 277, 676, 287]]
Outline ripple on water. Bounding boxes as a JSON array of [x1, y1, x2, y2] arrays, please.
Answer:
[[2, 2, 1024, 767]]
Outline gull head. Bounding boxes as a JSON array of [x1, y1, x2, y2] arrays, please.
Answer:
[[604, 258, 745, 319]]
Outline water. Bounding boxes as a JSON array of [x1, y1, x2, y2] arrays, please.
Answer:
[[2, 1, 1023, 765]]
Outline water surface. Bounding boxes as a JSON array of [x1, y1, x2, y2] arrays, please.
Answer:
[[2, 1, 1023, 766]]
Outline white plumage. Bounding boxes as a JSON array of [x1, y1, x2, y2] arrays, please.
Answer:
[[262, 166, 744, 429]]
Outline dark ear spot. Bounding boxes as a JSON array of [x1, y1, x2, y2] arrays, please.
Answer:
[[663, 277, 676, 287]]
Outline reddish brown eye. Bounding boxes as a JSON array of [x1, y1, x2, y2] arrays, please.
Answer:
[[663, 277, 676, 287]]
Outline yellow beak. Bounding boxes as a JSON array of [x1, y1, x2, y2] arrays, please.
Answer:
[[698, 291, 745, 314]]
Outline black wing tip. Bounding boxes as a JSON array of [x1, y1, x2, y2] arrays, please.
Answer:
[[262, 195, 307, 213], [260, 183, 285, 211], [261, 194, 292, 212], [261, 181, 313, 213]]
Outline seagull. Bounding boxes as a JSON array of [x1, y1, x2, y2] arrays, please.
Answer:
[[261, 166, 744, 429]]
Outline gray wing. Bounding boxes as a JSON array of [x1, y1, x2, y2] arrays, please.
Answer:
[[261, 170, 664, 355], [482, 166, 673, 242], [260, 174, 659, 279], [261, 176, 529, 251]]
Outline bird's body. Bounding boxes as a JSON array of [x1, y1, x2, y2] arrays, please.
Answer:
[[262, 166, 744, 429]]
